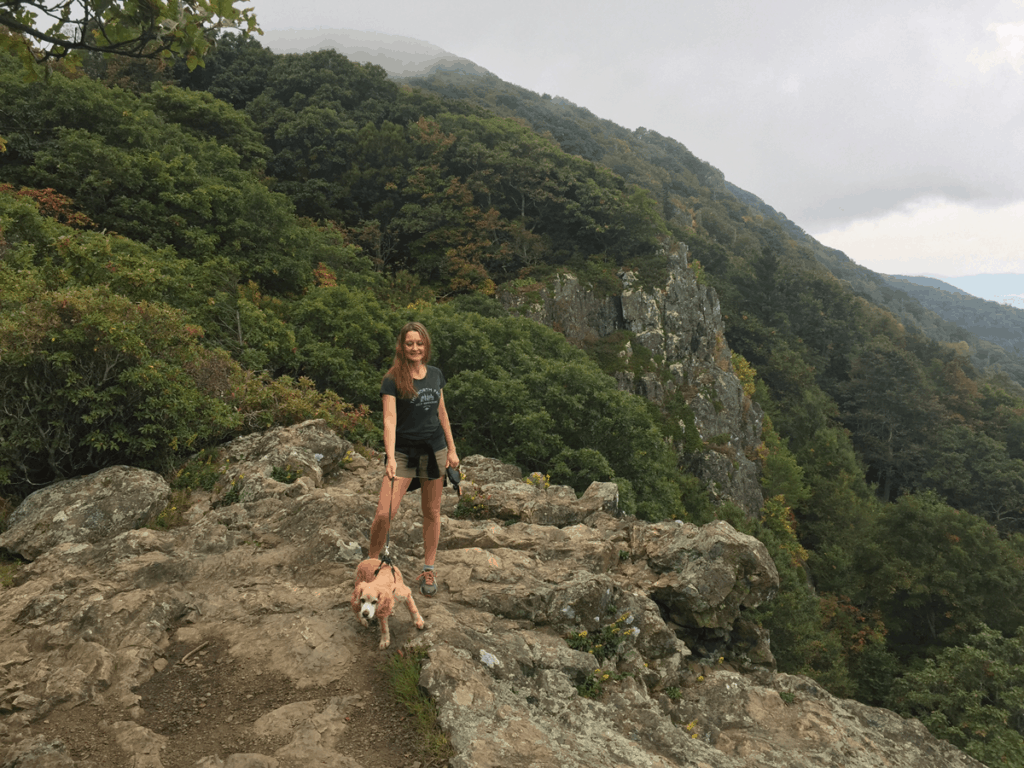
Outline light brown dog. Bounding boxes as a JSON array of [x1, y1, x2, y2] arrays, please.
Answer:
[[350, 558, 425, 649]]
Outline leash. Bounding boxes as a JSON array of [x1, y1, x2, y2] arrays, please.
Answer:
[[374, 476, 398, 581]]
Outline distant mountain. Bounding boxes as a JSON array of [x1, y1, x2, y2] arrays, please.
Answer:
[[882, 274, 1024, 358], [258, 29, 492, 78], [886, 273, 1024, 307], [887, 275, 973, 297]]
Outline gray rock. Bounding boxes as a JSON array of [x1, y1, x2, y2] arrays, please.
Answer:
[[632, 519, 779, 631], [0, 736, 75, 767], [469, 478, 615, 527], [0, 425, 985, 768], [458, 454, 523, 484], [212, 418, 352, 508], [194, 755, 280, 767], [0, 465, 170, 560]]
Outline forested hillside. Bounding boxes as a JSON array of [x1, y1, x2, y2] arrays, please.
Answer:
[[3, 34, 1024, 765], [403, 67, 1024, 388], [884, 274, 1024, 357]]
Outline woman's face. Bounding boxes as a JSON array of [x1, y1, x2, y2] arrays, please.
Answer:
[[403, 331, 426, 364]]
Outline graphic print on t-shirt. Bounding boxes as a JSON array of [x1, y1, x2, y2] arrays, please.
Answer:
[[413, 386, 441, 413]]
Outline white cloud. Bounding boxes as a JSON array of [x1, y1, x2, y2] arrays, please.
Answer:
[[968, 21, 1024, 73], [813, 198, 1024, 276]]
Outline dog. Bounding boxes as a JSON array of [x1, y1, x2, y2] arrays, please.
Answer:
[[350, 558, 425, 649]]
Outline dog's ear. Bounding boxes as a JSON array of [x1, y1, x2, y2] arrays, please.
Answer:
[[350, 583, 365, 613], [377, 589, 394, 619]]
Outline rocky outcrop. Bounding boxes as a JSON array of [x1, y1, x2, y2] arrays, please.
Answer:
[[0, 465, 170, 560], [0, 422, 983, 768], [501, 246, 765, 515]]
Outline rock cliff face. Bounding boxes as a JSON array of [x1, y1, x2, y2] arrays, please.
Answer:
[[0, 421, 983, 768], [501, 246, 765, 515]]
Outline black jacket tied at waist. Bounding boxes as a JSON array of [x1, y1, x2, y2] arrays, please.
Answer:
[[400, 441, 443, 492]]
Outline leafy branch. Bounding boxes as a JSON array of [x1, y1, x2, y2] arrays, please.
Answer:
[[0, 0, 260, 73]]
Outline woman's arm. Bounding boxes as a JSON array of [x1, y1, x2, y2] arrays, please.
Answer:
[[438, 390, 459, 469], [382, 394, 398, 479]]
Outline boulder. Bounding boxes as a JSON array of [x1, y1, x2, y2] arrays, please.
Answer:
[[461, 476, 619, 527], [211, 418, 353, 507], [0, 465, 169, 560], [0, 735, 75, 767], [457, 454, 523, 484], [631, 519, 779, 631]]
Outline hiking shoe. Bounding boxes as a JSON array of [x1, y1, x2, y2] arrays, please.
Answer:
[[419, 569, 437, 596]]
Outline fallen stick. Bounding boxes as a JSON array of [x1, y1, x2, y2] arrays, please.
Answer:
[[179, 641, 210, 665]]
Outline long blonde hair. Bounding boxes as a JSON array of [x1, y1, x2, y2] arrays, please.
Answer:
[[384, 322, 432, 399]]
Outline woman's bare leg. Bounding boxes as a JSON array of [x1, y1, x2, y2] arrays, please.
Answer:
[[420, 477, 443, 566], [369, 475, 412, 559]]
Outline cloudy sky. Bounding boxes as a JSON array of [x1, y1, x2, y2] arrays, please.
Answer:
[[247, 0, 1024, 282]]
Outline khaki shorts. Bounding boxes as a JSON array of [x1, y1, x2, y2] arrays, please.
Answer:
[[395, 448, 448, 480]]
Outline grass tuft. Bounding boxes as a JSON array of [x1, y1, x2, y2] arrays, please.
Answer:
[[382, 646, 454, 766], [0, 554, 21, 589]]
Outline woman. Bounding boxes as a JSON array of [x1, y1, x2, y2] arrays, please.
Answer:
[[369, 322, 459, 596]]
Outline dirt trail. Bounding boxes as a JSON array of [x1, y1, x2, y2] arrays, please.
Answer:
[[25, 625, 434, 767]]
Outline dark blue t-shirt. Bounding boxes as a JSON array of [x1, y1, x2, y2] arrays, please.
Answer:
[[381, 365, 447, 451]]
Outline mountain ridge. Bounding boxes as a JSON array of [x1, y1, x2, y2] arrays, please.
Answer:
[[881, 274, 1024, 358], [937, 273, 1024, 306], [259, 28, 492, 78], [887, 274, 974, 297]]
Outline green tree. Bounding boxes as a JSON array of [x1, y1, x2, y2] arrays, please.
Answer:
[[858, 493, 1024, 659], [923, 424, 1024, 533], [173, 32, 275, 109], [191, 272, 296, 373], [143, 83, 268, 170], [0, 0, 258, 71], [818, 593, 899, 706], [759, 415, 810, 509], [286, 284, 394, 405], [0, 62, 331, 293], [889, 625, 1024, 766], [841, 338, 938, 501]]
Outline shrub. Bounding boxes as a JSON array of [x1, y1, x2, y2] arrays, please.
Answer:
[[270, 464, 302, 483], [0, 555, 18, 589], [0, 495, 13, 534], [220, 366, 379, 446], [0, 287, 238, 496], [0, 282, 378, 500], [452, 490, 493, 520], [565, 612, 640, 665], [169, 448, 223, 492], [146, 489, 191, 530]]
